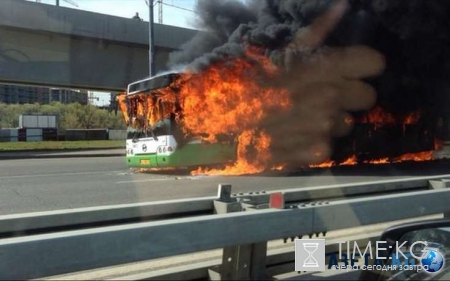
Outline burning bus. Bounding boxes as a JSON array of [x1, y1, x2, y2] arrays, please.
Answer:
[[118, 65, 441, 174]]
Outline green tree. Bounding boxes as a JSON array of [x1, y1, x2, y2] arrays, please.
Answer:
[[0, 102, 127, 130]]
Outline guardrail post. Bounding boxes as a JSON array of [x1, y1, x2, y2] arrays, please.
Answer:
[[209, 184, 268, 280], [213, 184, 241, 213]]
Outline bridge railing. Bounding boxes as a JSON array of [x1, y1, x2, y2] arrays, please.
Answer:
[[1, 175, 449, 280]]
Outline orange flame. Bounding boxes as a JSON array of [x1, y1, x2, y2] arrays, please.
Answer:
[[309, 154, 357, 168], [404, 112, 421, 124], [116, 94, 129, 125], [394, 151, 433, 162], [310, 150, 434, 168], [360, 107, 396, 127], [179, 57, 290, 143], [271, 164, 286, 171], [340, 155, 358, 166], [435, 139, 444, 150], [366, 158, 390, 164], [178, 55, 290, 175], [192, 129, 273, 176], [360, 107, 422, 128], [310, 161, 335, 168]]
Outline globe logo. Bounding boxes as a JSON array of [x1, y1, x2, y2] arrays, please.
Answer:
[[421, 248, 444, 273]]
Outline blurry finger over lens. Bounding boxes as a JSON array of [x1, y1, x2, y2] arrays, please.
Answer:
[[271, 138, 331, 165], [285, 80, 376, 118], [337, 80, 377, 111], [288, 82, 339, 105], [323, 46, 386, 79], [264, 114, 332, 137], [331, 111, 354, 137], [288, 46, 385, 81], [287, 0, 348, 51]]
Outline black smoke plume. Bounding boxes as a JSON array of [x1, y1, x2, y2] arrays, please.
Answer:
[[168, 0, 450, 146]]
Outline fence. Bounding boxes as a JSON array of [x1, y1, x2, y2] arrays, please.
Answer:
[[19, 114, 58, 129], [0, 129, 18, 142], [1, 175, 450, 280], [1, 129, 126, 142], [108, 129, 127, 140], [65, 129, 108, 141]]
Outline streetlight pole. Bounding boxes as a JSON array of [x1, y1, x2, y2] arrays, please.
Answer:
[[148, 0, 156, 77], [56, 0, 60, 6]]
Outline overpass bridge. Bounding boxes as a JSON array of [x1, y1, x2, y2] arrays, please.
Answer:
[[0, 0, 197, 91]]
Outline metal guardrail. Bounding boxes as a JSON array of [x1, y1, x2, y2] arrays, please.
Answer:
[[0, 196, 215, 236], [0, 175, 449, 280], [113, 234, 381, 281], [1, 175, 446, 236]]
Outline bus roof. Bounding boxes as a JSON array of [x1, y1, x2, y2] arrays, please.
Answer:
[[127, 73, 180, 95]]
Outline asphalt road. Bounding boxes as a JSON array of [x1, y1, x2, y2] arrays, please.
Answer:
[[0, 156, 449, 215]]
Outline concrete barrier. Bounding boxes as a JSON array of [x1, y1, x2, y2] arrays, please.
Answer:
[[0, 129, 18, 142], [26, 128, 43, 141], [108, 130, 127, 140], [66, 129, 108, 141]]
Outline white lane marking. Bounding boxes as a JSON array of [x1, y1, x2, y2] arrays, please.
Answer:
[[0, 171, 124, 179], [116, 178, 173, 184]]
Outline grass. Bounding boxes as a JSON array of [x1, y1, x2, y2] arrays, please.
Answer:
[[0, 140, 125, 151]]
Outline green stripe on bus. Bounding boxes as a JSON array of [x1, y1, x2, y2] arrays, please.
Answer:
[[127, 143, 237, 168]]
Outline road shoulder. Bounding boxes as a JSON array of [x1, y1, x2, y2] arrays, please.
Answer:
[[0, 148, 125, 160]]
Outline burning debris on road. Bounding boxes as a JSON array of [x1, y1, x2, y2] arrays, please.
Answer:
[[120, 0, 450, 175]]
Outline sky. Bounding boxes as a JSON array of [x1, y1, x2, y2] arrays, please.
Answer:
[[28, 0, 199, 106]]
